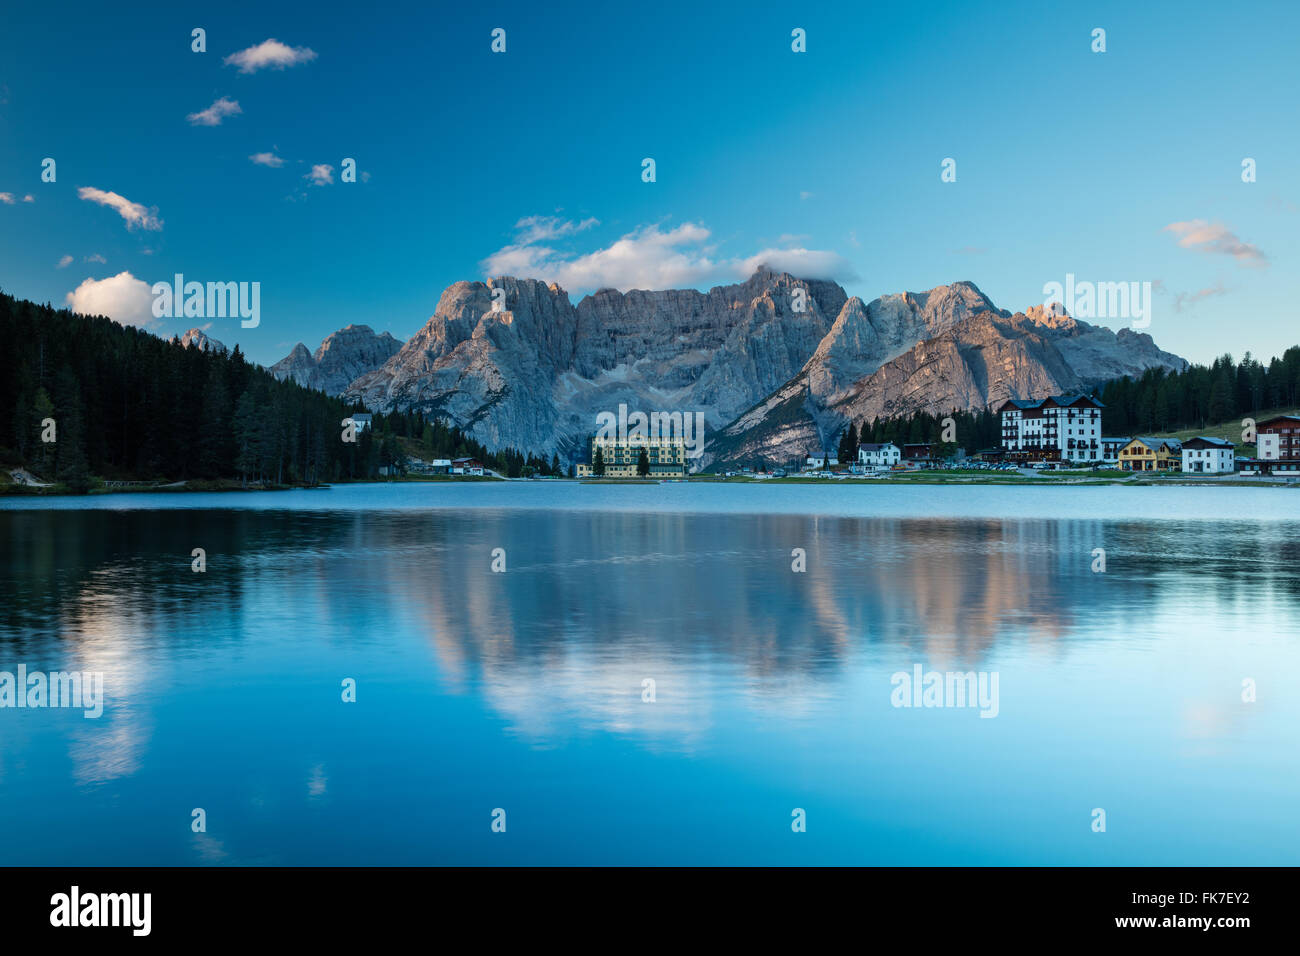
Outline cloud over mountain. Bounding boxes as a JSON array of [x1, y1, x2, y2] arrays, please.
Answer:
[[480, 218, 856, 293]]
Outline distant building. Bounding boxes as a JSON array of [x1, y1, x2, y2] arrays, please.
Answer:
[[1255, 415, 1300, 462], [1181, 436, 1235, 474], [451, 457, 484, 476], [405, 457, 452, 475], [805, 455, 839, 470], [998, 395, 1103, 462], [576, 436, 687, 478], [1118, 437, 1182, 471], [901, 443, 932, 462], [1100, 437, 1130, 465], [858, 442, 901, 469]]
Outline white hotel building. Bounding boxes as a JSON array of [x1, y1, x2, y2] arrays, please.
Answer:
[[998, 395, 1104, 463]]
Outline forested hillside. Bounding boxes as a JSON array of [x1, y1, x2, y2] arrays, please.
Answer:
[[0, 292, 555, 492], [1098, 350, 1300, 435], [831, 348, 1300, 462]]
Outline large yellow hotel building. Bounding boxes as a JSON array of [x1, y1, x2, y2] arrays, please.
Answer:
[[576, 435, 689, 478]]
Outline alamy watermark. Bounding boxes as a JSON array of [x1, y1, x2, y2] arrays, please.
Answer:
[[595, 402, 706, 459], [151, 273, 260, 328], [890, 664, 999, 718], [0, 665, 104, 718], [1042, 273, 1151, 329]]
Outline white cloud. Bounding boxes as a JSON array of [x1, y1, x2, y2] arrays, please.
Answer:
[[57, 255, 74, 269], [224, 39, 317, 74], [0, 193, 14, 204], [77, 186, 162, 231], [22, 194, 34, 202], [305, 164, 333, 186], [1164, 219, 1267, 265], [512, 215, 600, 244], [249, 151, 285, 167], [483, 221, 715, 292], [733, 247, 859, 281], [85, 253, 106, 263], [1174, 281, 1229, 312], [65, 272, 157, 327], [481, 217, 857, 292], [187, 96, 242, 127]]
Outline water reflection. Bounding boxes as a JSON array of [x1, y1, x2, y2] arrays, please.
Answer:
[[5, 508, 1299, 738], [2, 502, 1299, 864]]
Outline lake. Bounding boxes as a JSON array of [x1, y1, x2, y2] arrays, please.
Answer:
[[2, 481, 1298, 864]]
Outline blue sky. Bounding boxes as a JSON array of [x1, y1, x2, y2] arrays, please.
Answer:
[[1, 0, 1296, 367]]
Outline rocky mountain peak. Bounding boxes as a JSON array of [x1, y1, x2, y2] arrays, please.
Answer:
[[270, 324, 403, 395], [179, 328, 226, 353], [1024, 303, 1077, 330]]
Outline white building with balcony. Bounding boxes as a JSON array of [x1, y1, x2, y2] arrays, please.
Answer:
[[998, 395, 1103, 462]]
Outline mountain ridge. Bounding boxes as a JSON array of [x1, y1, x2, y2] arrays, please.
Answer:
[[269, 269, 1188, 465]]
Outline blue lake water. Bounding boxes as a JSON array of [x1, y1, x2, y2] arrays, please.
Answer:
[[2, 481, 1299, 865]]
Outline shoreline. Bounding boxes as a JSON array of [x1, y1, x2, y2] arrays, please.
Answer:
[[5, 471, 1297, 498]]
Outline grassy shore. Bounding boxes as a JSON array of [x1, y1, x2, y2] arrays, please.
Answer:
[[687, 470, 1298, 488], [0, 473, 507, 497], [6, 469, 1297, 497]]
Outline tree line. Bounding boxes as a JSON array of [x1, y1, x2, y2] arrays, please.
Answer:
[[836, 407, 1003, 463], [0, 292, 559, 491], [1098, 349, 1300, 435]]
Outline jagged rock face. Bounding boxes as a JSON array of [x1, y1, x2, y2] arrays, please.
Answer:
[[345, 268, 845, 454], [704, 297, 1188, 469], [805, 281, 1000, 405], [327, 268, 1184, 465], [179, 328, 226, 353], [270, 324, 402, 395]]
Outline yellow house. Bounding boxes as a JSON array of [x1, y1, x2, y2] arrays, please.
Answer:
[[1118, 437, 1182, 472]]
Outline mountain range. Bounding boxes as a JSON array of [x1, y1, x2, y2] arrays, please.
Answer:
[[270, 324, 403, 396], [268, 269, 1187, 466]]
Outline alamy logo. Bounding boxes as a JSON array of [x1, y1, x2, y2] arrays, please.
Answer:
[[0, 665, 103, 718], [1042, 273, 1151, 328], [595, 403, 706, 459], [50, 886, 151, 936], [151, 273, 261, 328], [890, 664, 999, 718]]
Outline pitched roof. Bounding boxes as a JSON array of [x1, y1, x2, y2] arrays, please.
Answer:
[[999, 394, 1104, 411], [1129, 437, 1181, 452], [1183, 436, 1234, 448], [1257, 415, 1300, 429]]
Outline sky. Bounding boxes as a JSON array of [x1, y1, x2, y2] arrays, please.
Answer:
[[1, 0, 1297, 368]]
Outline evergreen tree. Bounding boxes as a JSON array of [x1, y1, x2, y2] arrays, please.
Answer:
[[31, 387, 56, 478]]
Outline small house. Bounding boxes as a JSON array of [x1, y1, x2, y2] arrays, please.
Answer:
[[1181, 437, 1235, 474]]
